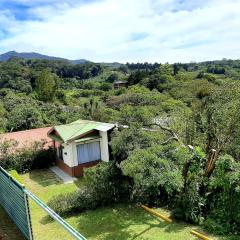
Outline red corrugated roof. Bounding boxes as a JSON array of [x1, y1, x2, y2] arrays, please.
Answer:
[[0, 127, 55, 150]]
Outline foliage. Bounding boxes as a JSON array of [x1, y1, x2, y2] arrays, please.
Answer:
[[48, 162, 129, 215], [58, 62, 103, 79], [110, 124, 158, 161], [106, 73, 119, 83], [1, 57, 240, 236], [120, 144, 187, 205], [82, 98, 113, 122], [147, 72, 175, 92], [35, 69, 59, 101], [7, 103, 44, 131], [0, 140, 55, 173], [84, 161, 129, 204], [126, 62, 160, 71], [22, 169, 220, 240], [204, 155, 240, 235], [173, 179, 206, 224]]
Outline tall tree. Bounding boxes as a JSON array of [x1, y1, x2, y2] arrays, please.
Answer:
[[35, 69, 59, 102]]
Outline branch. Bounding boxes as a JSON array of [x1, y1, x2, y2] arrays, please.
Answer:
[[159, 136, 179, 145], [146, 122, 184, 145], [147, 122, 175, 135]]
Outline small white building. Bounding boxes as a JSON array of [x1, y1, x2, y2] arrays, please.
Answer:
[[48, 120, 115, 177]]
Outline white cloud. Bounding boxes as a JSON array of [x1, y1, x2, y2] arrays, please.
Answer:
[[0, 0, 240, 63]]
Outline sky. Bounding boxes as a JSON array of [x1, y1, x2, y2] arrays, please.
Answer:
[[0, 0, 240, 63]]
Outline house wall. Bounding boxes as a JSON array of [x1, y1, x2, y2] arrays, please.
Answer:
[[62, 143, 75, 167], [62, 130, 103, 167], [113, 82, 128, 89], [72, 160, 101, 177], [56, 159, 100, 177], [72, 142, 78, 166], [59, 129, 110, 176], [56, 159, 74, 176], [100, 131, 109, 162], [72, 130, 101, 166]]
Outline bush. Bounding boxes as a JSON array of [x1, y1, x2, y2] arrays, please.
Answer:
[[0, 140, 55, 173], [120, 145, 184, 205], [106, 73, 119, 83], [48, 188, 102, 215], [31, 147, 56, 169], [77, 89, 103, 97], [172, 179, 206, 224], [48, 162, 129, 215], [173, 153, 240, 235], [203, 155, 240, 235]]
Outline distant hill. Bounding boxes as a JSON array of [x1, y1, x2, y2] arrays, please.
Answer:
[[0, 51, 88, 64], [99, 62, 123, 68]]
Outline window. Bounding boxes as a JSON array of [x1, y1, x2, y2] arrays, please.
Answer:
[[77, 141, 101, 164]]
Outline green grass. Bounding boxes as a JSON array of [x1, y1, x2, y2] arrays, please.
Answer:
[[20, 169, 232, 240], [0, 206, 24, 240]]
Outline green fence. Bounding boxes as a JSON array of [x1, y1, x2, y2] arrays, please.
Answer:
[[0, 166, 87, 240], [25, 189, 87, 240], [0, 166, 33, 240]]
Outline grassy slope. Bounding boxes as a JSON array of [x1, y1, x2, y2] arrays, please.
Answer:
[[0, 207, 24, 240], [20, 169, 228, 240]]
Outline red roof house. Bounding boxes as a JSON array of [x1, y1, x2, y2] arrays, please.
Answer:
[[0, 127, 55, 150]]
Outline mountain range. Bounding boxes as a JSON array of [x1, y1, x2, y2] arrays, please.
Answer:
[[0, 51, 88, 64]]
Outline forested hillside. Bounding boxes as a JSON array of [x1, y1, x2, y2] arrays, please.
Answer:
[[1, 56, 240, 236], [1, 57, 240, 160]]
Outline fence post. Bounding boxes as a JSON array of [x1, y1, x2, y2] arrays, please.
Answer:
[[23, 188, 34, 240]]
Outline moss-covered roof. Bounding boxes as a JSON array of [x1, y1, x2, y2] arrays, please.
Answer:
[[48, 120, 115, 143]]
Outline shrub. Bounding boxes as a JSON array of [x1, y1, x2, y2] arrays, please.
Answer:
[[76, 89, 103, 97], [172, 179, 206, 224], [0, 140, 55, 173], [203, 155, 240, 235], [31, 147, 56, 169], [48, 162, 129, 215], [48, 187, 102, 215], [120, 144, 185, 205], [106, 73, 119, 83], [172, 147, 207, 224]]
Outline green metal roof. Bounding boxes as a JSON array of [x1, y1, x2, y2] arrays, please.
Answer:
[[48, 120, 114, 143]]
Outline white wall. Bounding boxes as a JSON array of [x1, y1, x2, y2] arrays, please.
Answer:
[[72, 142, 78, 167], [62, 130, 110, 167], [62, 143, 76, 167], [99, 131, 109, 162]]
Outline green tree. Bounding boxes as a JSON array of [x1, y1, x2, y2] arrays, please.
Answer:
[[83, 98, 110, 121], [7, 103, 43, 131], [159, 63, 174, 76], [192, 83, 240, 176], [0, 103, 7, 132], [204, 155, 240, 235], [111, 124, 158, 161], [120, 144, 188, 204], [106, 73, 119, 83], [147, 72, 175, 92], [35, 69, 59, 101]]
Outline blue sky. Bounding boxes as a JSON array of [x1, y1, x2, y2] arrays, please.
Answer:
[[0, 0, 240, 63]]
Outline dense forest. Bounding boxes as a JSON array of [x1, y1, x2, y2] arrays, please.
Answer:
[[0, 56, 240, 237]]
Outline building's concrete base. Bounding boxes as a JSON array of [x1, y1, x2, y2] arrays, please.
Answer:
[[56, 159, 101, 177], [50, 166, 77, 184]]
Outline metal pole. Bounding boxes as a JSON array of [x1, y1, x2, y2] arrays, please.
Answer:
[[24, 190, 34, 240]]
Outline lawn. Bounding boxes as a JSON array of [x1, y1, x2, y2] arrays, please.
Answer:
[[20, 169, 230, 240]]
